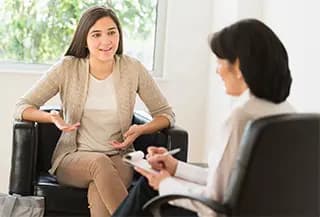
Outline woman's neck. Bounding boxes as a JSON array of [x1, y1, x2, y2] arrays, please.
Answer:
[[89, 57, 115, 80]]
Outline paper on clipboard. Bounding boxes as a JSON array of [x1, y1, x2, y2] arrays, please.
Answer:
[[123, 151, 158, 174]]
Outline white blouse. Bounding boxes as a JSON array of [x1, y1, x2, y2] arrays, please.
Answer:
[[77, 74, 122, 154]]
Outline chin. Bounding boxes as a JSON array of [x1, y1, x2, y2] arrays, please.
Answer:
[[99, 56, 114, 62]]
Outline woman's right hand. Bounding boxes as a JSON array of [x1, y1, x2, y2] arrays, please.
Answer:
[[50, 110, 80, 132], [147, 146, 178, 176]]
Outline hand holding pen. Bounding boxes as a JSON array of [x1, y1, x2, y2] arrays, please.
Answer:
[[146, 147, 180, 175], [162, 148, 181, 156]]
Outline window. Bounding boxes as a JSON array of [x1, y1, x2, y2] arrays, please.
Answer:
[[0, 0, 166, 76]]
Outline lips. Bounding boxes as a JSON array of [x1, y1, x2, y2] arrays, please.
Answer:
[[99, 47, 112, 52]]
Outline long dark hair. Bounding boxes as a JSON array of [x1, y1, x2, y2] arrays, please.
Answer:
[[65, 6, 123, 57], [210, 19, 292, 103]]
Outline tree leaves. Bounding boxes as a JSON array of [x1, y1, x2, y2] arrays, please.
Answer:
[[0, 0, 157, 65]]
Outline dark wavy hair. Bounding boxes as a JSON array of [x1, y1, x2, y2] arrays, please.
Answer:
[[65, 6, 123, 57], [210, 19, 292, 103]]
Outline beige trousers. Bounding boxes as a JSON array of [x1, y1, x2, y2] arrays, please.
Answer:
[[56, 151, 133, 217]]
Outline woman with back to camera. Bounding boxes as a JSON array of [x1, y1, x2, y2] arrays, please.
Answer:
[[112, 18, 295, 217], [14, 6, 175, 217]]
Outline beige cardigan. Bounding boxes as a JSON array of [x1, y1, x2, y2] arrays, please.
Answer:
[[14, 55, 175, 175]]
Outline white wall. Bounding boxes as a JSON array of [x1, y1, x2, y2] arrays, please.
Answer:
[[1, 0, 320, 194], [262, 0, 320, 112]]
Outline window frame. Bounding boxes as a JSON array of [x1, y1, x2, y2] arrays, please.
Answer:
[[0, 0, 167, 78], [152, 0, 167, 78]]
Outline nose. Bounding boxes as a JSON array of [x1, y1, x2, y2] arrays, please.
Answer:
[[101, 33, 112, 44]]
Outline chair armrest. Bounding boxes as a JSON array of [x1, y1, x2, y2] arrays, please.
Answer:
[[132, 111, 188, 162], [162, 126, 188, 161], [143, 194, 230, 216], [9, 121, 38, 196]]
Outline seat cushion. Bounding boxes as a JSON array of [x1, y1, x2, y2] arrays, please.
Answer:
[[35, 173, 90, 215], [35, 171, 143, 216]]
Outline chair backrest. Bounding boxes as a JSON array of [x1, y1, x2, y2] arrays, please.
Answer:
[[224, 113, 320, 216], [37, 122, 61, 172]]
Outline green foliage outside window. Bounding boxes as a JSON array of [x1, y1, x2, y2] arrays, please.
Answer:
[[0, 0, 157, 67]]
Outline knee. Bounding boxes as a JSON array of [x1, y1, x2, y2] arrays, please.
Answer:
[[89, 154, 114, 176]]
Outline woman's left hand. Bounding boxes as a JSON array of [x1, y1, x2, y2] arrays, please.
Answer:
[[135, 167, 171, 190], [110, 124, 145, 149]]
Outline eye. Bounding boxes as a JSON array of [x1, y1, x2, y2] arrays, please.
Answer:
[[92, 33, 101, 38], [107, 30, 117, 36]]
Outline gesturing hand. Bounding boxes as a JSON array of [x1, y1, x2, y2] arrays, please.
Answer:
[[50, 110, 80, 132], [110, 124, 145, 149]]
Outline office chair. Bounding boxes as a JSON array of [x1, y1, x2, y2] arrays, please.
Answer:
[[144, 113, 320, 217]]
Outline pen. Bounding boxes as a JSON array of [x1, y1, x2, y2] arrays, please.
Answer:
[[162, 148, 181, 156]]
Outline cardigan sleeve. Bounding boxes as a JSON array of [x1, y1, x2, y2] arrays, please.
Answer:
[[13, 60, 64, 120], [136, 61, 175, 126]]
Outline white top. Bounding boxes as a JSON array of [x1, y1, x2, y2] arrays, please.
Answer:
[[77, 74, 122, 154], [159, 90, 296, 217]]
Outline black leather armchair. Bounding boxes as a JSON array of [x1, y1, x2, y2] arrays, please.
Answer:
[[9, 109, 188, 217], [144, 113, 320, 217]]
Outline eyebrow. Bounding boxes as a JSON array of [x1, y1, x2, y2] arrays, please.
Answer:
[[89, 27, 117, 34]]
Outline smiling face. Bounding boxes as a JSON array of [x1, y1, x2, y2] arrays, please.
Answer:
[[216, 58, 248, 96], [86, 16, 120, 63]]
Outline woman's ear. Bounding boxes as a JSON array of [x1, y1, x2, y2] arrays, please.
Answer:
[[234, 58, 243, 79], [234, 58, 249, 92]]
